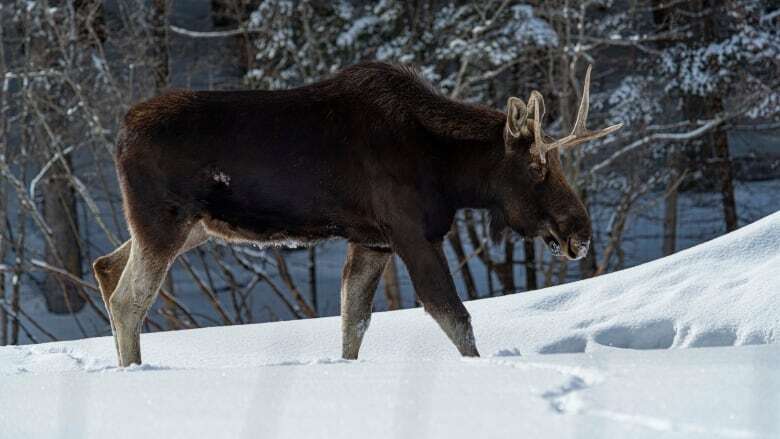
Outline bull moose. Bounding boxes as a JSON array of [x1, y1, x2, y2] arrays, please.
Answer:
[[93, 62, 621, 366]]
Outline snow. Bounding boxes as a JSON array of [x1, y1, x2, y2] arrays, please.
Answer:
[[511, 4, 559, 48], [1, 211, 780, 438], [336, 16, 381, 47]]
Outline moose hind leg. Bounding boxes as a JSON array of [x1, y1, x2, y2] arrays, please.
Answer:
[[93, 240, 132, 312], [93, 223, 207, 321], [109, 241, 167, 366], [341, 243, 391, 359], [109, 221, 194, 367], [92, 239, 132, 358]]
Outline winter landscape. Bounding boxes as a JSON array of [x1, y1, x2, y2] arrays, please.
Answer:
[[1, 1, 779, 438], [2, 209, 779, 438]]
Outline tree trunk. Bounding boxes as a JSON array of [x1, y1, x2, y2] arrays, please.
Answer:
[[210, 0, 255, 74], [11, 202, 26, 344], [663, 165, 680, 256], [495, 240, 515, 294], [308, 247, 317, 314], [42, 162, 85, 314], [654, 0, 681, 258], [0, 18, 6, 345], [698, 1, 738, 232], [716, 133, 738, 232], [162, 272, 179, 329], [11, 267, 20, 344], [661, 152, 682, 256], [0, 232, 4, 341], [462, 210, 495, 294], [710, 97, 738, 232], [523, 240, 537, 291], [150, 0, 170, 91], [0, 270, 5, 345], [447, 219, 478, 299], [382, 256, 402, 310]]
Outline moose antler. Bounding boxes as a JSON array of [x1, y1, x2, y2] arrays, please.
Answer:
[[527, 65, 624, 164]]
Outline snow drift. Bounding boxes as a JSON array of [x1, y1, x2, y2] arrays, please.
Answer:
[[1, 211, 779, 438]]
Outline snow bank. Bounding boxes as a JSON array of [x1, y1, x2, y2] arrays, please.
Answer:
[[1, 211, 778, 438], [476, 209, 780, 355]]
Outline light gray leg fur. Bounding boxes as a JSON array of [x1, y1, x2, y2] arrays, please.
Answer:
[[109, 239, 172, 366], [108, 225, 208, 367], [97, 224, 208, 365], [93, 239, 132, 359], [340, 243, 391, 359]]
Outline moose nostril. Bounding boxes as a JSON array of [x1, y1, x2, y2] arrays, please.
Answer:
[[569, 238, 590, 259], [564, 238, 577, 259]]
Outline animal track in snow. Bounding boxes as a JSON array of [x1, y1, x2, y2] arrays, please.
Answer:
[[541, 375, 591, 414], [680, 325, 774, 348], [536, 316, 775, 354], [2, 345, 174, 375], [592, 319, 676, 350], [485, 353, 763, 437], [493, 347, 523, 357], [485, 353, 605, 415], [571, 317, 607, 330], [718, 277, 749, 290], [741, 329, 775, 345], [261, 358, 354, 367], [535, 319, 679, 354], [686, 327, 738, 348], [527, 291, 579, 312], [538, 336, 588, 354]]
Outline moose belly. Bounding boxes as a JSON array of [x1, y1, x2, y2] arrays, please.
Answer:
[[200, 215, 389, 250], [194, 163, 388, 249]]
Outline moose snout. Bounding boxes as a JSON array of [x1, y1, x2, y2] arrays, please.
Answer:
[[566, 236, 590, 260], [543, 225, 591, 261]]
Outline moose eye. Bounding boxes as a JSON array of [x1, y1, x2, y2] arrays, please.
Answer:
[[529, 161, 547, 182]]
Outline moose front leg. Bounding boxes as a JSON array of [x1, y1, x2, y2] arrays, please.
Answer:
[[392, 231, 479, 357], [340, 243, 391, 359]]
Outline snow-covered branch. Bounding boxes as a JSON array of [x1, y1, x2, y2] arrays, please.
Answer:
[[591, 117, 724, 174], [169, 25, 263, 38]]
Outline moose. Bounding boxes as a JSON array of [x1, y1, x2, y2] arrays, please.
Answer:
[[93, 62, 621, 366]]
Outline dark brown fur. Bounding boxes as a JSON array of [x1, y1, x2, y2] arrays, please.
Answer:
[[95, 62, 591, 365]]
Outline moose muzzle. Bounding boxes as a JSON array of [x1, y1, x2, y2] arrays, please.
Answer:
[[544, 229, 590, 261]]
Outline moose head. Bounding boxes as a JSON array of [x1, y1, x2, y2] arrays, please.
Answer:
[[495, 66, 623, 260]]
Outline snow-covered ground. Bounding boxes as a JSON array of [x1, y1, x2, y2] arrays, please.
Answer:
[[1, 211, 779, 438]]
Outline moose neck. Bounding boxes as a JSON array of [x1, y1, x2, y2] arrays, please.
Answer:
[[448, 135, 505, 210], [413, 95, 506, 210]]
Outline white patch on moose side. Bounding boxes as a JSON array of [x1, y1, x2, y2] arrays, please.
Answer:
[[212, 171, 231, 186]]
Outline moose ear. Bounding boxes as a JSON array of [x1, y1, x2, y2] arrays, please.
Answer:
[[506, 97, 527, 139]]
